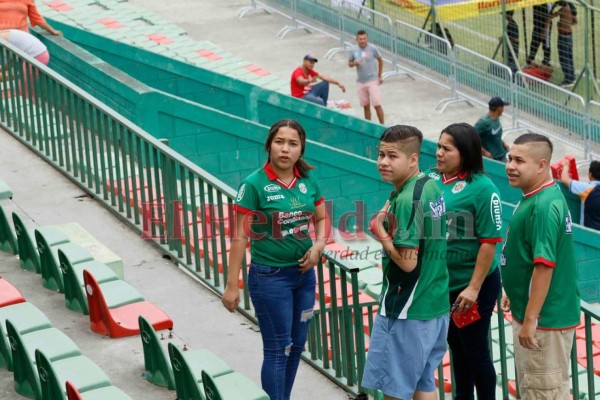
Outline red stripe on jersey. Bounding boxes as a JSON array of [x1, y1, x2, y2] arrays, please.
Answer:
[[479, 237, 502, 243], [314, 197, 325, 206], [441, 172, 467, 184], [534, 257, 556, 268], [524, 181, 555, 198], [233, 205, 254, 215], [263, 162, 301, 182]]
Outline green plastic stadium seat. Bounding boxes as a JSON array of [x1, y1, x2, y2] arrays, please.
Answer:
[[201, 370, 269, 400], [6, 321, 81, 399], [36, 233, 93, 292], [168, 342, 233, 400], [59, 250, 119, 315], [0, 179, 12, 200], [66, 380, 133, 400], [12, 212, 41, 273], [138, 316, 175, 389], [0, 204, 17, 254], [36, 350, 112, 400], [0, 302, 52, 371]]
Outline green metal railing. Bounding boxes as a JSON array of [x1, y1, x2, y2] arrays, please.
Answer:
[[2, 38, 600, 399]]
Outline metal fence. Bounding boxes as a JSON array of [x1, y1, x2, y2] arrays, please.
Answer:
[[240, 0, 600, 160], [3, 37, 600, 399]]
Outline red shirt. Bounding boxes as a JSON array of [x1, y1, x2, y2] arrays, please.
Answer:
[[290, 67, 318, 98]]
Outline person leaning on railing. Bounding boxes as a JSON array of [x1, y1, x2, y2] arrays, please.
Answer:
[[428, 123, 503, 400], [222, 119, 327, 400], [0, 0, 62, 35]]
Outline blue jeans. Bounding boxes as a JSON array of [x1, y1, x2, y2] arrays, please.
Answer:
[[302, 81, 329, 106], [447, 267, 501, 400], [558, 33, 575, 83], [248, 262, 316, 400]]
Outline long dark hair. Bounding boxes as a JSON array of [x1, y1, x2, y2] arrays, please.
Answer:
[[265, 119, 314, 178], [440, 123, 484, 182]]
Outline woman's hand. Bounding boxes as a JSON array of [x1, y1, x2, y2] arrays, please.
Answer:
[[222, 284, 240, 313], [298, 246, 322, 273], [455, 285, 479, 314]]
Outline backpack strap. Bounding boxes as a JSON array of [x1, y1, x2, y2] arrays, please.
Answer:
[[406, 175, 431, 231]]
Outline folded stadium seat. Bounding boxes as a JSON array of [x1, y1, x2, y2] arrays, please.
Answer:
[[83, 270, 173, 338], [35, 234, 94, 292], [0, 302, 52, 371], [58, 250, 119, 315], [12, 212, 42, 273], [35, 350, 112, 400], [168, 342, 233, 400], [0, 178, 13, 200], [6, 320, 82, 399], [0, 276, 26, 308], [201, 370, 269, 400], [0, 204, 18, 254], [138, 315, 175, 389], [65, 380, 133, 400]]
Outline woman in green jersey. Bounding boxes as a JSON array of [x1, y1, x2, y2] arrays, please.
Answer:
[[431, 123, 503, 400], [222, 119, 328, 400]]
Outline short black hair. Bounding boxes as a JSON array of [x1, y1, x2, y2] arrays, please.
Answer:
[[380, 125, 423, 157], [356, 30, 367, 36], [440, 123, 484, 182], [590, 160, 600, 180], [513, 133, 554, 159]]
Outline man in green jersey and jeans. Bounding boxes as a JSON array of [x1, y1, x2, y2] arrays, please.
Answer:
[[501, 133, 580, 399], [474, 97, 511, 163]]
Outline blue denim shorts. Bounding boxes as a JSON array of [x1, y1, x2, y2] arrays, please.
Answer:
[[361, 314, 449, 399]]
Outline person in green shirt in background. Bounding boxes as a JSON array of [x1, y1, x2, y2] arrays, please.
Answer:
[[428, 123, 502, 400], [474, 97, 511, 163], [222, 119, 328, 400], [362, 125, 449, 400], [501, 133, 580, 399]]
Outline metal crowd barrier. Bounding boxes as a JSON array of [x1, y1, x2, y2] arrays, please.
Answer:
[[512, 71, 590, 157], [239, 0, 600, 161]]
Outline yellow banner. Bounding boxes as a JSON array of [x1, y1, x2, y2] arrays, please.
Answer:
[[384, 0, 554, 21]]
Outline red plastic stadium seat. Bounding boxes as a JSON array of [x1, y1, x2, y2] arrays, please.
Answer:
[[66, 381, 83, 400], [434, 363, 452, 393], [83, 270, 173, 338], [551, 155, 579, 180], [0, 276, 26, 307]]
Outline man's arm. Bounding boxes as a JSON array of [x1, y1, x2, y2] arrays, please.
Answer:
[[295, 73, 316, 86], [559, 159, 572, 188], [377, 56, 384, 83], [317, 73, 346, 92], [518, 263, 553, 349]]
